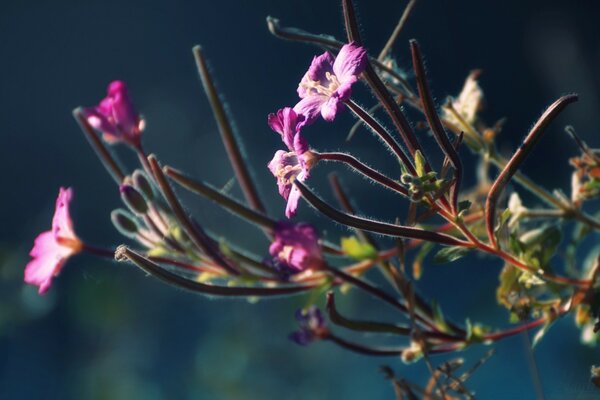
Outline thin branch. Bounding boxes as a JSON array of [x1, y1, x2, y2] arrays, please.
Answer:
[[147, 154, 241, 275], [165, 166, 276, 230], [318, 152, 409, 196], [346, 100, 416, 174], [192, 45, 266, 214], [72, 108, 125, 183], [378, 0, 418, 61], [295, 181, 470, 246], [410, 39, 463, 212], [485, 94, 578, 246], [116, 246, 314, 296]]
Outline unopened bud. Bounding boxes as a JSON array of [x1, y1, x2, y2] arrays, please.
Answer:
[[400, 341, 423, 364], [111, 209, 139, 237], [400, 174, 413, 185], [132, 169, 154, 200], [119, 184, 148, 215]]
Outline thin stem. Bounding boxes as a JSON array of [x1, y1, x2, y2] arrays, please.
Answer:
[[345, 100, 416, 174], [485, 95, 578, 247], [326, 266, 460, 339], [318, 152, 408, 196], [326, 334, 405, 356], [116, 246, 315, 296], [410, 39, 463, 212], [326, 291, 411, 335], [295, 181, 471, 246], [326, 292, 453, 341], [341, 0, 430, 169], [81, 243, 115, 258], [165, 166, 276, 230], [147, 154, 241, 276], [378, 0, 418, 61], [265, 16, 416, 97], [192, 45, 266, 215], [72, 108, 125, 183]]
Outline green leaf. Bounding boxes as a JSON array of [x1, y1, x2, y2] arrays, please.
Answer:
[[147, 246, 169, 258], [341, 236, 378, 260], [414, 150, 426, 177], [412, 242, 434, 279], [431, 300, 450, 333], [433, 246, 471, 264], [458, 200, 472, 214]]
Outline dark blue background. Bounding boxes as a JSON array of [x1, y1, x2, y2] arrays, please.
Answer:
[[2, 0, 600, 398]]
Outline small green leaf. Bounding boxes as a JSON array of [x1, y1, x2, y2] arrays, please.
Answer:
[[147, 246, 169, 258], [341, 236, 378, 260], [414, 150, 426, 177], [458, 200, 472, 213], [433, 246, 471, 264], [412, 242, 434, 279], [431, 300, 450, 333]]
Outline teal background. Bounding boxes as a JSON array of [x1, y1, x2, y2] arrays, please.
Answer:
[[1, 0, 599, 398]]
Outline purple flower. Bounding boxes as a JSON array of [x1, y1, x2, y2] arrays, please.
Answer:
[[83, 81, 143, 146], [24, 188, 82, 295], [289, 306, 329, 345], [269, 221, 323, 275], [267, 107, 316, 218], [294, 42, 367, 124]]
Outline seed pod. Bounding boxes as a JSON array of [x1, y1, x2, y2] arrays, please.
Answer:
[[111, 209, 139, 238], [132, 169, 154, 200], [120, 184, 148, 215]]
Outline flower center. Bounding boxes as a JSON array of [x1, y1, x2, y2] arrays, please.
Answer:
[[274, 152, 302, 186], [57, 236, 83, 252], [278, 245, 295, 265], [301, 72, 341, 97]]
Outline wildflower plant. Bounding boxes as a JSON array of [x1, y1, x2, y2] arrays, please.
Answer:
[[24, 0, 600, 397]]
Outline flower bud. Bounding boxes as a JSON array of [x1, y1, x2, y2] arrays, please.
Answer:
[[119, 184, 148, 215], [111, 209, 139, 238], [132, 169, 154, 201], [400, 174, 414, 185]]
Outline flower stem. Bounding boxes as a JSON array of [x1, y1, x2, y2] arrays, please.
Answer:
[[345, 99, 416, 175], [317, 151, 408, 196]]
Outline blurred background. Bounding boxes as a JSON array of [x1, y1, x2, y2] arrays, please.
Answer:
[[1, 0, 600, 398]]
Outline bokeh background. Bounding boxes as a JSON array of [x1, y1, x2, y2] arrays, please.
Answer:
[[2, 0, 600, 398]]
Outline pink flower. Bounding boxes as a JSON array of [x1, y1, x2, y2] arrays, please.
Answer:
[[24, 188, 82, 295], [268, 221, 323, 274], [83, 81, 143, 146], [294, 42, 367, 124], [267, 107, 316, 218]]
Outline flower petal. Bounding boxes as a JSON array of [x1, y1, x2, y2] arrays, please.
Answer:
[[332, 42, 367, 84], [52, 187, 77, 240], [293, 96, 326, 126], [268, 107, 305, 150], [297, 52, 335, 98], [285, 185, 302, 218], [320, 95, 345, 121]]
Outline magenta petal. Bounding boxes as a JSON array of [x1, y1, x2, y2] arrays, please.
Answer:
[[332, 42, 367, 84], [83, 107, 117, 138], [268, 107, 306, 151], [293, 133, 308, 155], [297, 52, 335, 98], [321, 96, 344, 121], [83, 81, 141, 145], [285, 186, 301, 218], [24, 187, 81, 295], [294, 96, 326, 126], [53, 187, 77, 240], [307, 52, 335, 83], [25, 232, 67, 295], [335, 78, 356, 102], [267, 112, 284, 136], [269, 222, 322, 272]]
